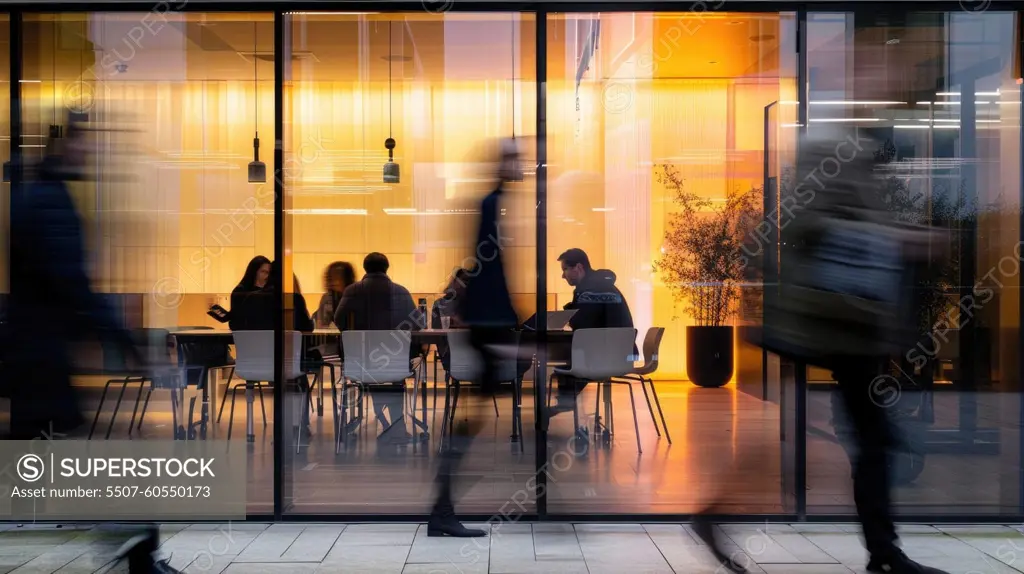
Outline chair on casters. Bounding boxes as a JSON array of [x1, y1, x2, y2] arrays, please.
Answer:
[[551, 328, 640, 453], [230, 331, 309, 445], [442, 331, 523, 454], [339, 330, 420, 454], [614, 326, 671, 444]]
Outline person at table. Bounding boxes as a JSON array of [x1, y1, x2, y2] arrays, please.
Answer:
[[226, 255, 271, 330], [431, 267, 471, 372], [315, 261, 356, 328], [230, 261, 314, 333], [334, 252, 423, 444], [551, 248, 636, 442]]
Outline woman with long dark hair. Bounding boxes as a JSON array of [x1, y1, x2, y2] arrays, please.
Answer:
[[227, 256, 271, 331], [315, 261, 356, 328]]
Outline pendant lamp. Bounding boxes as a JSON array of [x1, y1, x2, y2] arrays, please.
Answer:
[[248, 22, 267, 183], [382, 22, 400, 184]]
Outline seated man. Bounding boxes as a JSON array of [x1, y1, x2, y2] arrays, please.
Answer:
[[335, 252, 424, 443], [552, 248, 636, 438]]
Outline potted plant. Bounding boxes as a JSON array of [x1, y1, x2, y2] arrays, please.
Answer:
[[652, 164, 761, 388]]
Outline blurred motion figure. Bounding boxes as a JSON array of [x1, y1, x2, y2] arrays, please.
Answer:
[[428, 138, 522, 537], [709, 126, 949, 574], [3, 112, 179, 572]]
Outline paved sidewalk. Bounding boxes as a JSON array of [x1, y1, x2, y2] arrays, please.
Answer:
[[0, 522, 1020, 573]]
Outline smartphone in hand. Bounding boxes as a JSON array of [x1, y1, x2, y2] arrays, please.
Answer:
[[207, 304, 230, 323]]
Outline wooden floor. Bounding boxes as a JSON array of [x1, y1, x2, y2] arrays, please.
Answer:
[[1, 367, 1018, 517]]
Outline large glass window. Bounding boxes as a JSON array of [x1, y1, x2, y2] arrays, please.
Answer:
[[21, 13, 276, 515], [804, 10, 1022, 516], [544, 12, 797, 515], [282, 11, 538, 515]]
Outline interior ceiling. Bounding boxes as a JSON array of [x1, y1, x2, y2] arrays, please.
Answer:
[[18, 12, 965, 86]]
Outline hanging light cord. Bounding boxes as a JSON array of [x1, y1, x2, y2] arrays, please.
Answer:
[[253, 22, 258, 139], [389, 23, 393, 138], [52, 24, 57, 126], [511, 14, 515, 139]]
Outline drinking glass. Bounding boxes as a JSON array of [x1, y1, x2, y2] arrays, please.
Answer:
[[440, 316, 451, 330]]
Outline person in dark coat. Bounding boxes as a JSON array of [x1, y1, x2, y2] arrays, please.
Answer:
[[428, 139, 521, 538], [5, 112, 180, 573], [334, 252, 423, 443]]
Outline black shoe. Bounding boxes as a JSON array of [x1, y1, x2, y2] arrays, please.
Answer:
[[867, 550, 950, 573], [691, 515, 748, 573], [153, 559, 183, 573], [427, 514, 487, 538]]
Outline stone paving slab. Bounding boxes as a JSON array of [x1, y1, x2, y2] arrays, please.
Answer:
[[0, 523, 1018, 573]]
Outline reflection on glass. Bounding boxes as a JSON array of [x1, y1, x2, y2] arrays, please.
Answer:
[[805, 11, 1021, 515]]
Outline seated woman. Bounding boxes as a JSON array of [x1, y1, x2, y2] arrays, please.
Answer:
[[227, 255, 271, 330], [315, 261, 356, 328]]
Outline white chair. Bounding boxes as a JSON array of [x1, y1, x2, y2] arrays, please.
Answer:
[[340, 330, 420, 453], [551, 328, 641, 453], [443, 330, 523, 453], [616, 327, 671, 444], [231, 331, 307, 447]]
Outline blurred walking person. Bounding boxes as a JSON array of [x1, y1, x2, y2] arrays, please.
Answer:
[[428, 139, 522, 537], [3, 112, 179, 573], [698, 126, 949, 574]]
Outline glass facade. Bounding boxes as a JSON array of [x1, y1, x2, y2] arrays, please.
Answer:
[[0, 5, 1021, 521]]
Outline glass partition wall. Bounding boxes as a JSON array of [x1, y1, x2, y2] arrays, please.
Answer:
[[0, 7, 1021, 521]]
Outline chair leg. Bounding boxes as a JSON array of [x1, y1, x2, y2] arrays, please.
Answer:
[[89, 379, 118, 440], [169, 388, 180, 440], [624, 381, 643, 454], [106, 378, 132, 440], [492, 394, 500, 418], [137, 383, 155, 432], [593, 380, 602, 435], [216, 377, 235, 423], [647, 378, 672, 445], [257, 383, 268, 427], [638, 378, 661, 437], [227, 386, 240, 441], [127, 378, 148, 438], [572, 382, 581, 434]]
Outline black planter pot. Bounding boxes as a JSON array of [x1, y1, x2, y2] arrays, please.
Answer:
[[686, 325, 734, 388]]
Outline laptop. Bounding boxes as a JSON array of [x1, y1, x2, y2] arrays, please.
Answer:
[[523, 309, 578, 331]]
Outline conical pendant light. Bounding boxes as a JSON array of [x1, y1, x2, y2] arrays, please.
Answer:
[[382, 21, 400, 184], [247, 21, 266, 183], [506, 14, 523, 182]]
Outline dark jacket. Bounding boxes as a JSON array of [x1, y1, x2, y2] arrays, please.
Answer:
[[566, 268, 635, 332], [334, 273, 421, 331], [334, 273, 421, 362], [229, 287, 313, 333], [462, 187, 517, 328], [4, 157, 135, 435]]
